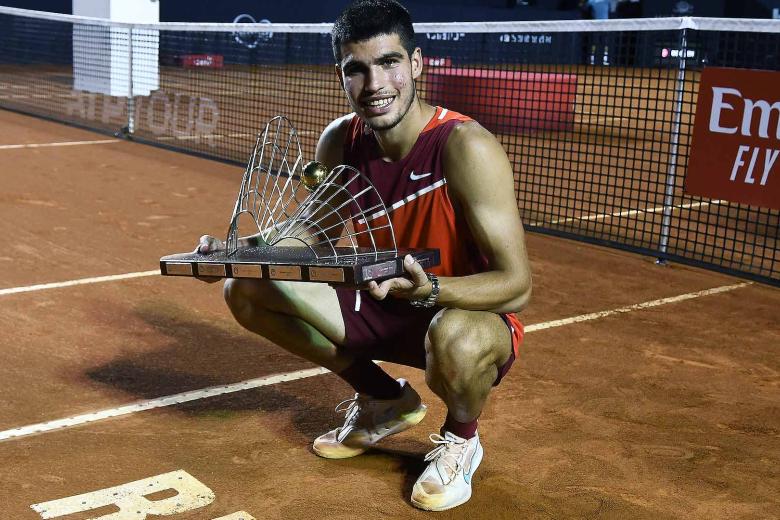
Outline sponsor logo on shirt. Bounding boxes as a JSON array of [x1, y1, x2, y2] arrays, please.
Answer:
[[409, 170, 433, 181]]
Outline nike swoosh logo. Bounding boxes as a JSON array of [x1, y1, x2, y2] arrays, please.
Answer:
[[463, 461, 474, 484], [463, 446, 479, 484], [409, 171, 433, 180]]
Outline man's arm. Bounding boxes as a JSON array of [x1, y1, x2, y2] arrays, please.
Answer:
[[368, 122, 531, 314], [436, 122, 531, 313]]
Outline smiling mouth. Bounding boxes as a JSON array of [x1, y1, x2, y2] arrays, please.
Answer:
[[362, 96, 395, 110]]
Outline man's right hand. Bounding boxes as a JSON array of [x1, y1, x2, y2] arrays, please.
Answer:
[[194, 235, 225, 283], [195, 234, 225, 254]]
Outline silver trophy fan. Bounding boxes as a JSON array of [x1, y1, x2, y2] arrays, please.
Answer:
[[160, 116, 439, 284]]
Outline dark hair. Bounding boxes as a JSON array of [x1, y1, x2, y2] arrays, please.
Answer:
[[331, 0, 416, 62]]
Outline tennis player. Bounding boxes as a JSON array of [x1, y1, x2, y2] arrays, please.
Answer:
[[198, 0, 531, 511]]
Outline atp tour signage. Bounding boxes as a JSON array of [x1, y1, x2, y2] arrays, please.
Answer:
[[686, 67, 780, 210]]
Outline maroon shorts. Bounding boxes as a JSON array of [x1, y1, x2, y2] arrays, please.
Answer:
[[335, 289, 522, 385]]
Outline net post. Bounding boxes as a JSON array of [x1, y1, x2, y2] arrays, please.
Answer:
[[657, 27, 689, 264], [126, 25, 135, 135]]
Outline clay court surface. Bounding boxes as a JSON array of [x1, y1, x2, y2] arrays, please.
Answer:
[[0, 109, 778, 519]]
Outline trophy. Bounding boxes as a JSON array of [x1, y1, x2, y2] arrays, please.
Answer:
[[160, 116, 440, 285]]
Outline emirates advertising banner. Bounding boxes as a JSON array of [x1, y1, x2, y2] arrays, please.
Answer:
[[686, 67, 780, 210]]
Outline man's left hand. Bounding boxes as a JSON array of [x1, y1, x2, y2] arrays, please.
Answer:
[[367, 254, 431, 301]]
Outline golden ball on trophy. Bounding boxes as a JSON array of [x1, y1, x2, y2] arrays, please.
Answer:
[[302, 161, 329, 191]]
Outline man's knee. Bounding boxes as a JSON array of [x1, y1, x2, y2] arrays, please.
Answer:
[[426, 309, 498, 385], [223, 278, 284, 324]]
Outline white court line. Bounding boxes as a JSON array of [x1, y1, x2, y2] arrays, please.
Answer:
[[0, 368, 331, 442], [155, 130, 317, 142], [0, 139, 122, 150], [0, 280, 751, 442], [531, 199, 723, 227], [525, 281, 750, 332], [0, 271, 159, 297], [157, 132, 255, 142], [0, 93, 73, 100]]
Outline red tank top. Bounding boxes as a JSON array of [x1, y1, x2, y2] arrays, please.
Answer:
[[342, 106, 487, 277]]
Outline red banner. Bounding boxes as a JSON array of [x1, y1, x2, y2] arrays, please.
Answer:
[[181, 54, 224, 68], [686, 67, 780, 210]]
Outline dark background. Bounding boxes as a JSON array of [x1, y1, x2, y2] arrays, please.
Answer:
[[1, 0, 779, 22]]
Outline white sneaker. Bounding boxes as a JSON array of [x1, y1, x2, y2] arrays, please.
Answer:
[[411, 431, 484, 511], [312, 379, 427, 459]]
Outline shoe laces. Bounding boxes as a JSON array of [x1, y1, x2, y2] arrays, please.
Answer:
[[423, 433, 468, 484], [334, 394, 370, 442]]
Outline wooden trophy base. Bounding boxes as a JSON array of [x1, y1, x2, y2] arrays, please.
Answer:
[[160, 245, 440, 285]]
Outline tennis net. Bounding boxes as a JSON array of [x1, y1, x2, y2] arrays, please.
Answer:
[[1, 6, 778, 285]]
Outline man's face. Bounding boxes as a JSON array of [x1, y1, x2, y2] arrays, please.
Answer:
[[336, 33, 422, 131]]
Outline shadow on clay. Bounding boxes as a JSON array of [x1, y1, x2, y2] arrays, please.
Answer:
[[310, 442, 429, 504], [84, 300, 337, 439]]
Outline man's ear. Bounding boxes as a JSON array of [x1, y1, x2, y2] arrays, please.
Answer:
[[334, 63, 346, 91], [411, 47, 423, 80]]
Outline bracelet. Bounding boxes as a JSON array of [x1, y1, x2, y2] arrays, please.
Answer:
[[409, 273, 440, 308]]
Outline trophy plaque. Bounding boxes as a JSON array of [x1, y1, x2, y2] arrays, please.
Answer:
[[160, 116, 440, 285]]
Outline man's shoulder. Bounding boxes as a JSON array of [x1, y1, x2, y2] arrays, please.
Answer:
[[319, 113, 357, 147], [316, 113, 357, 166], [420, 107, 471, 135], [323, 113, 357, 140], [442, 120, 511, 193], [443, 120, 499, 158]]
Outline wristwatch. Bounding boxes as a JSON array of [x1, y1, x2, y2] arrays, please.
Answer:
[[409, 272, 440, 308]]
